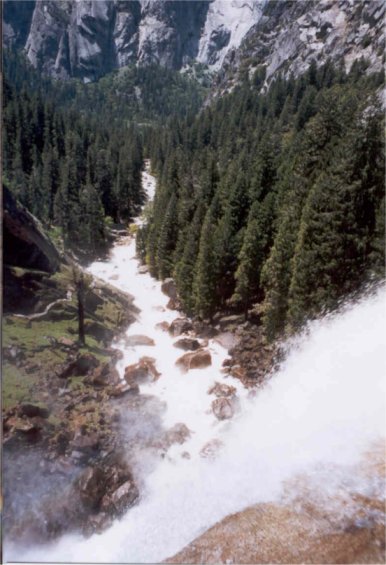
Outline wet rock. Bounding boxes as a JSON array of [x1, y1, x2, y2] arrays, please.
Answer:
[[58, 353, 100, 378], [166, 297, 182, 311], [19, 402, 50, 418], [192, 320, 218, 339], [70, 431, 100, 455], [155, 321, 170, 332], [174, 338, 201, 351], [214, 332, 239, 350], [139, 356, 161, 380], [124, 334, 155, 347], [74, 466, 106, 511], [208, 382, 236, 398], [169, 317, 193, 337], [50, 430, 71, 455], [231, 365, 247, 381], [108, 381, 139, 397], [83, 512, 113, 536], [124, 363, 149, 384], [164, 423, 191, 446], [212, 397, 235, 420], [153, 305, 166, 312], [101, 479, 139, 515], [151, 423, 191, 453], [138, 265, 149, 274], [176, 349, 212, 372], [161, 278, 177, 300], [124, 356, 160, 385], [200, 438, 223, 460]]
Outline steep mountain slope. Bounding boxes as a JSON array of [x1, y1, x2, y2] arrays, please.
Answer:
[[215, 0, 385, 93], [3, 0, 265, 82], [4, 1, 384, 86]]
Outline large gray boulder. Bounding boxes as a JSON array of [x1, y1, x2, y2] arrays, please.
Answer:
[[3, 186, 61, 273]]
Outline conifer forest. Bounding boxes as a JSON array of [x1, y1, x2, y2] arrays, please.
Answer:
[[3, 1, 386, 563]]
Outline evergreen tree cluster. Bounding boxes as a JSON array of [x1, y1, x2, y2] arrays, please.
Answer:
[[3, 51, 144, 256], [141, 60, 384, 338], [4, 50, 207, 126]]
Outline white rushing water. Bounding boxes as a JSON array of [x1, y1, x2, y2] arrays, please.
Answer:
[[9, 164, 386, 564]]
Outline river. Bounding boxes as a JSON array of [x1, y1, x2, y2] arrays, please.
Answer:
[[10, 162, 386, 564]]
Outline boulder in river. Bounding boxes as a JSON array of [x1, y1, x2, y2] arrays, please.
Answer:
[[101, 479, 139, 516], [164, 423, 191, 446], [124, 356, 160, 385], [124, 363, 149, 385], [161, 278, 177, 299], [124, 334, 155, 347], [166, 298, 179, 311], [138, 265, 149, 274], [208, 382, 236, 398], [165, 494, 386, 565], [173, 337, 201, 351], [152, 423, 191, 453], [200, 438, 223, 460], [155, 321, 170, 332], [176, 349, 212, 372], [211, 397, 235, 420], [75, 466, 106, 511], [169, 317, 193, 337]]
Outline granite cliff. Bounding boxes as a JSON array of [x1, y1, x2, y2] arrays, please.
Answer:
[[4, 0, 264, 81]]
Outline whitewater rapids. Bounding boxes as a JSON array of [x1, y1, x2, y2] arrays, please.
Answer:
[[8, 166, 386, 564]]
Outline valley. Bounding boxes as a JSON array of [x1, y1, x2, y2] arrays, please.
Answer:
[[2, 1, 385, 563]]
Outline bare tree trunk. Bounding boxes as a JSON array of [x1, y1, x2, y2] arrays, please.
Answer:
[[76, 272, 85, 346]]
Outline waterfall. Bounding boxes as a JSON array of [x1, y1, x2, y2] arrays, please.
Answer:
[[7, 167, 385, 564]]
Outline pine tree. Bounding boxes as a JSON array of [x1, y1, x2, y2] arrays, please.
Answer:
[[80, 176, 106, 254], [193, 201, 219, 320], [174, 203, 206, 313], [231, 195, 275, 315], [156, 193, 178, 279]]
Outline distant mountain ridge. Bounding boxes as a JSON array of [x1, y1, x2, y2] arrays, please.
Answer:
[[4, 0, 384, 88], [3, 0, 265, 82], [215, 0, 385, 94]]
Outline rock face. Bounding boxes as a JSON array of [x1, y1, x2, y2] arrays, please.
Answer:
[[4, 0, 264, 81], [167, 502, 384, 564], [216, 0, 385, 95], [74, 462, 139, 527], [3, 186, 61, 273], [5, 1, 384, 85]]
